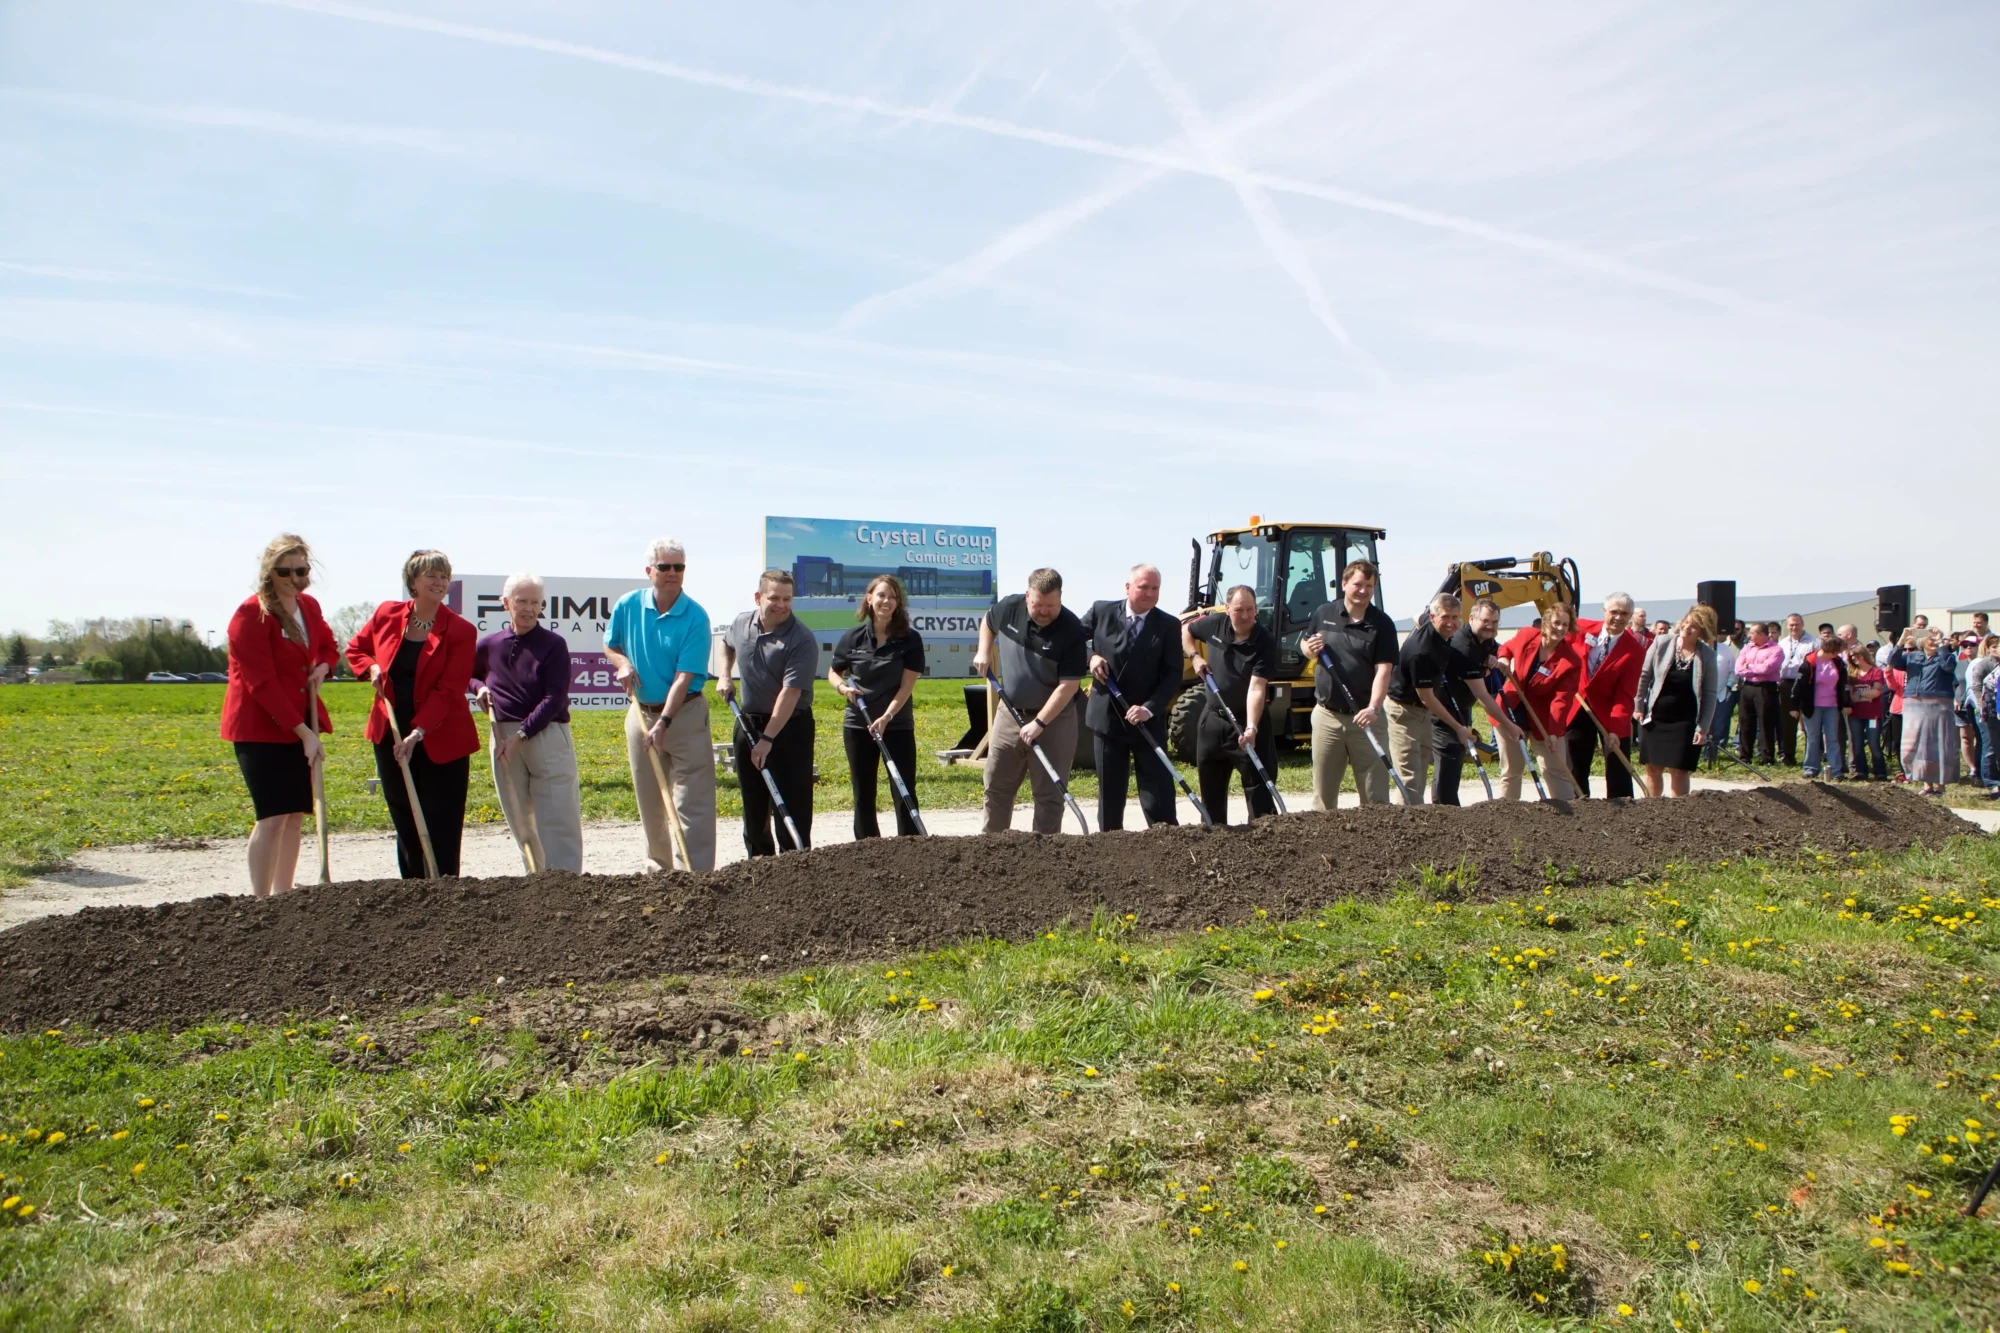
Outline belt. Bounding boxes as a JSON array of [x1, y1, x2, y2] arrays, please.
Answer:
[[635, 692, 704, 715]]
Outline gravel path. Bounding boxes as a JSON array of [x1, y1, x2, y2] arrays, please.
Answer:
[[8, 779, 1991, 931]]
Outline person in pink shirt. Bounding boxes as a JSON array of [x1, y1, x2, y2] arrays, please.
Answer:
[[1846, 643, 1888, 780], [1733, 622, 1785, 765], [1788, 626, 1850, 780], [1882, 657, 1907, 776]]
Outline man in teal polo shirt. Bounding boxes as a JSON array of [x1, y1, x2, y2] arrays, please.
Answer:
[[605, 537, 717, 871]]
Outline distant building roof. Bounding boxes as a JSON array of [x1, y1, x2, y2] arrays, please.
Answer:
[[1950, 595, 2000, 613]]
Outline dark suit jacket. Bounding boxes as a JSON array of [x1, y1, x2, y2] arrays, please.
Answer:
[[1082, 601, 1184, 740]]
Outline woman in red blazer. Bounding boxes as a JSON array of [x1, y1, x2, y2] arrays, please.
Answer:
[[1496, 603, 1586, 800], [221, 534, 339, 897], [344, 549, 478, 878]]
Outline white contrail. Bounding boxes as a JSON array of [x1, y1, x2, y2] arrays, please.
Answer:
[[1111, 13, 1370, 365], [838, 67, 1352, 330], [837, 167, 1158, 330], [232, 0, 1756, 312]]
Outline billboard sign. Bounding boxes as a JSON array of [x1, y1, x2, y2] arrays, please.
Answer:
[[448, 575, 648, 710], [764, 516, 996, 676]]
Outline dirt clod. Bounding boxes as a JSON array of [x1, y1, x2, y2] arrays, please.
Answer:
[[0, 785, 1973, 1034]]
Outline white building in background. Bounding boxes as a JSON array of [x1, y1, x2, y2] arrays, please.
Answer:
[[1945, 596, 2000, 635]]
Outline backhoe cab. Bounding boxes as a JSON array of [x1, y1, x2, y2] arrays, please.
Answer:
[[1168, 519, 1387, 760]]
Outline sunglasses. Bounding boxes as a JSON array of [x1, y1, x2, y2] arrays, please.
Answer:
[[273, 566, 309, 578], [653, 562, 685, 572]]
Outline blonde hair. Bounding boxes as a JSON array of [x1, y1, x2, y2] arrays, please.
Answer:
[[402, 549, 452, 596], [255, 534, 312, 645], [1983, 634, 2000, 658], [1679, 605, 1718, 643], [1542, 603, 1576, 636]]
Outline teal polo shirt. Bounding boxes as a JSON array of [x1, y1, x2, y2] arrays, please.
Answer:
[[605, 588, 711, 705]]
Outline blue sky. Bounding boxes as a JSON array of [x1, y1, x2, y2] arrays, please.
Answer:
[[3, 0, 1997, 635]]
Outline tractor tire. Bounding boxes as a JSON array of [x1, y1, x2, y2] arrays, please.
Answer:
[[1166, 684, 1205, 762]]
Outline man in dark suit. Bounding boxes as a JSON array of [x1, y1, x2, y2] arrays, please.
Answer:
[[1084, 563, 1186, 829]]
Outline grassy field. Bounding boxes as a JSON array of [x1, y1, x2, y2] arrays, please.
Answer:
[[0, 682, 1340, 883], [0, 839, 1995, 1329]]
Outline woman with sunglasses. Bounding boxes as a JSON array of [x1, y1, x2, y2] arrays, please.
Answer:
[[345, 549, 479, 876], [220, 534, 339, 896]]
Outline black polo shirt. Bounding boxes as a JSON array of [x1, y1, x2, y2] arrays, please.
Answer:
[[1388, 621, 1450, 706], [1440, 626, 1495, 725], [985, 593, 1089, 712], [831, 622, 926, 731], [1304, 600, 1399, 713], [1188, 612, 1278, 719]]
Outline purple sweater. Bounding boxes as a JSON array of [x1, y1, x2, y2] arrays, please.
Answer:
[[472, 625, 571, 738]]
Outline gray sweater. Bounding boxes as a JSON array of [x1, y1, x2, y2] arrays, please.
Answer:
[[1635, 635, 1718, 736]]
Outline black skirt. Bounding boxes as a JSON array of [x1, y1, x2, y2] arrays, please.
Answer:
[[234, 740, 312, 819], [1638, 657, 1703, 772]]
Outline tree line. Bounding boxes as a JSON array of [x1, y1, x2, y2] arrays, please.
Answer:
[[4, 604, 374, 682]]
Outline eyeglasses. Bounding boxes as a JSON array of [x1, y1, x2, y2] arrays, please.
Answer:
[[653, 563, 685, 572], [273, 566, 309, 578]]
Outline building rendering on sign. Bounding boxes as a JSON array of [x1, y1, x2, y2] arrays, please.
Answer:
[[764, 516, 997, 677]]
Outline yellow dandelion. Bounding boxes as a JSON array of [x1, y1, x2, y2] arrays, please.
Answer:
[[1233, 1260, 1248, 1273]]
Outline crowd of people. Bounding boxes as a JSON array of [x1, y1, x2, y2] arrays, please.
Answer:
[[218, 533, 1998, 895]]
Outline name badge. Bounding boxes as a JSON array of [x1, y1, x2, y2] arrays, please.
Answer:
[[1536, 664, 1553, 679]]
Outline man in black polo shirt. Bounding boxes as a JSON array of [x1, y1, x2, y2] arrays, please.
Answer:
[[972, 567, 1090, 834], [1183, 583, 1280, 824], [1386, 592, 1477, 804], [719, 569, 819, 855], [1083, 563, 1186, 830], [1434, 596, 1520, 805], [1300, 558, 1400, 808]]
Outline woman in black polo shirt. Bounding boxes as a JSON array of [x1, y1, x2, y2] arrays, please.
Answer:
[[830, 575, 926, 837]]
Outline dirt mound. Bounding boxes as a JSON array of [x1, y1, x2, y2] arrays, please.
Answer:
[[1, 784, 1974, 1034]]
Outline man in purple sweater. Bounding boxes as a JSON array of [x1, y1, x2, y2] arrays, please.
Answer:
[[472, 573, 582, 872]]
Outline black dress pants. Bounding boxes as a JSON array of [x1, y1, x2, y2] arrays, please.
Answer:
[[1094, 724, 1179, 829], [843, 725, 921, 838], [1194, 707, 1278, 825], [735, 709, 815, 856], [1737, 682, 1779, 764], [372, 741, 469, 878], [1431, 720, 1469, 805], [1565, 715, 1633, 799], [1777, 687, 1800, 765]]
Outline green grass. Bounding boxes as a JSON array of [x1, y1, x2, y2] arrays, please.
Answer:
[[0, 683, 1334, 883], [2, 840, 1996, 1329]]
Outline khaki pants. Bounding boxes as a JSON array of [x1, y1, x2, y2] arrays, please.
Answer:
[[984, 704, 1081, 834], [624, 696, 718, 872], [1310, 704, 1391, 809], [1384, 698, 1434, 805], [1499, 730, 1577, 801], [490, 720, 584, 872]]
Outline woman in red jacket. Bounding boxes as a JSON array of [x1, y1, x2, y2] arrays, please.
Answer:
[[1496, 603, 1585, 800], [221, 534, 338, 897], [345, 549, 479, 877]]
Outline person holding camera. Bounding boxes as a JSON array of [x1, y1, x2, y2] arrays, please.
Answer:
[[1888, 626, 1959, 795]]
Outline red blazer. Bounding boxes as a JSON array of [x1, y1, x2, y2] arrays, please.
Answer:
[[1498, 626, 1586, 735], [221, 593, 339, 744], [344, 601, 479, 763], [1573, 618, 1645, 738]]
